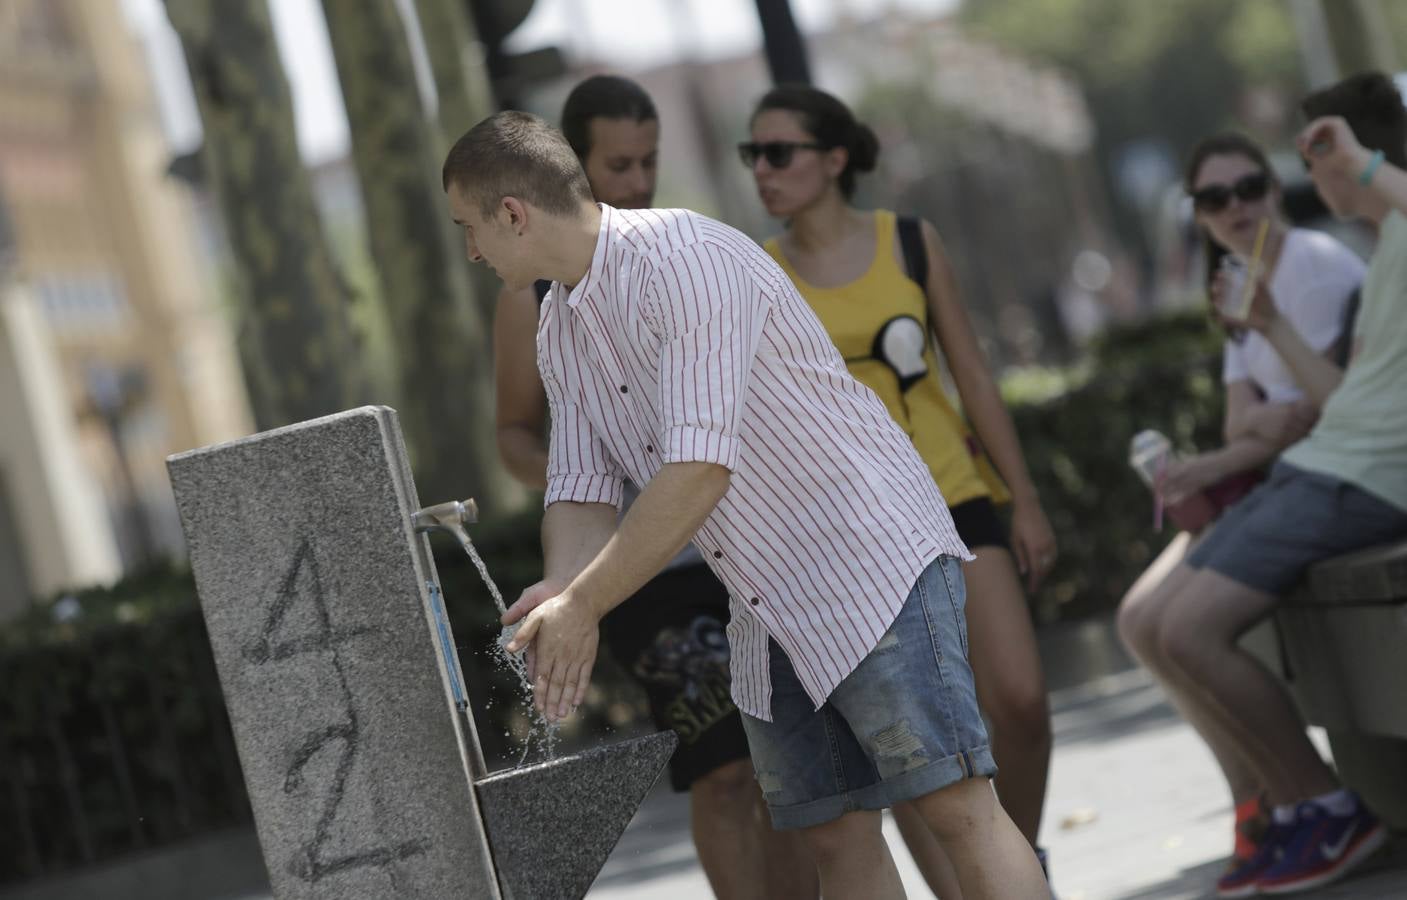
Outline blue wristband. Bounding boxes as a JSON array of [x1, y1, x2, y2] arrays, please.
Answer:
[[1358, 149, 1384, 186]]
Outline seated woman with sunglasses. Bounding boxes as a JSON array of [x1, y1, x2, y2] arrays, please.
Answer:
[[742, 84, 1059, 897], [1117, 132, 1364, 876]]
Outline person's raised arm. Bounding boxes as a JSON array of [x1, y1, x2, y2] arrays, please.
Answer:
[[1301, 116, 1407, 218], [1214, 274, 1347, 409], [919, 220, 1056, 591], [493, 284, 550, 489]]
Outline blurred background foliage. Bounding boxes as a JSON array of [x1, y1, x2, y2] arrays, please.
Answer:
[[1, 310, 1228, 881], [3, 0, 1401, 886]]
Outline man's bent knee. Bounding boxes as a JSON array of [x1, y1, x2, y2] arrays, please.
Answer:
[[913, 776, 999, 842], [801, 810, 882, 862]]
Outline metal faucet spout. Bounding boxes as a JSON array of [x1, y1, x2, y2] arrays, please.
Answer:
[[412, 498, 478, 547]]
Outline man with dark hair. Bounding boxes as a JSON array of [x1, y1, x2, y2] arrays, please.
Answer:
[[445, 110, 1047, 900], [489, 79, 816, 900], [560, 75, 658, 199], [1128, 71, 1407, 897], [1302, 71, 1407, 170]]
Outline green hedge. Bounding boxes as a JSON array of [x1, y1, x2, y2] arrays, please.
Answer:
[[1012, 311, 1225, 621], [0, 517, 651, 886], [0, 604, 249, 883], [0, 309, 1225, 884]]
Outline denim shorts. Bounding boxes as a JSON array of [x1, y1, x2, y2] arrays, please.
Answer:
[[739, 555, 996, 830], [1187, 462, 1407, 595]]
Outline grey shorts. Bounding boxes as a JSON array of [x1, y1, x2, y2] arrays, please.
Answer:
[[1186, 462, 1407, 594]]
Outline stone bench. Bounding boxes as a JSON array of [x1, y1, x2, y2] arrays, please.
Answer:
[[1243, 539, 1407, 829]]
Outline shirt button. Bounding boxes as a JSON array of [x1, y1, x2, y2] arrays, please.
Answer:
[[713, 550, 723, 559], [619, 384, 628, 394], [645, 444, 654, 453], [749, 597, 760, 606]]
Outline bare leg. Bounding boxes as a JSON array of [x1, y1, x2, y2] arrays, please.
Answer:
[[893, 801, 963, 898], [690, 760, 773, 900], [1117, 537, 1263, 806], [889, 548, 1052, 898], [1154, 568, 1339, 804], [758, 786, 819, 899], [962, 548, 1051, 845], [1116, 531, 1196, 645], [800, 810, 905, 900], [910, 777, 1047, 899]]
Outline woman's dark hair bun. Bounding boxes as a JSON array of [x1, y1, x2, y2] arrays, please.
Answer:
[[849, 123, 880, 173]]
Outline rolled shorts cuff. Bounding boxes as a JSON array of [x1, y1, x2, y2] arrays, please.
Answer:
[[765, 744, 997, 830]]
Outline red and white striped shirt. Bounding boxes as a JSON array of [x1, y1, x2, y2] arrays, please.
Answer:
[[539, 206, 970, 721]]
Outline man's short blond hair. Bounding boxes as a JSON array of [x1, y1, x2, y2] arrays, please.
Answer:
[[442, 111, 594, 218]]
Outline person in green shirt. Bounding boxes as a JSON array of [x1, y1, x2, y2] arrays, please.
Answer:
[[1121, 72, 1407, 898]]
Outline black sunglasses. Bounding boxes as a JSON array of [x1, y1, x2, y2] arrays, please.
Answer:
[[738, 141, 828, 169], [1190, 172, 1270, 213]]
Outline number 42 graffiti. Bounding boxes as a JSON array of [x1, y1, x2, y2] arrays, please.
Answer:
[[244, 539, 430, 882]]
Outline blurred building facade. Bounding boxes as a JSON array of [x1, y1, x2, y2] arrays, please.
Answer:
[[0, 0, 251, 616]]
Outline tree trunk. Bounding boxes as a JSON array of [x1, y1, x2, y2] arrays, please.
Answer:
[[163, 0, 365, 430], [411, 0, 497, 141], [1322, 0, 1399, 78], [413, 0, 507, 391], [320, 0, 503, 509]]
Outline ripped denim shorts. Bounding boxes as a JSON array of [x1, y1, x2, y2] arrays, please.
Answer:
[[739, 555, 996, 829]]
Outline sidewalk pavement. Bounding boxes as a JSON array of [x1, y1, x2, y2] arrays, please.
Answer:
[[587, 664, 1407, 899]]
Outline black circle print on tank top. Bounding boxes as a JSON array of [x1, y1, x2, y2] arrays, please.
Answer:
[[873, 315, 928, 391]]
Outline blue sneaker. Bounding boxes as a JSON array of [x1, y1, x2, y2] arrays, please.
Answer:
[[1256, 797, 1387, 895], [1216, 816, 1296, 898]]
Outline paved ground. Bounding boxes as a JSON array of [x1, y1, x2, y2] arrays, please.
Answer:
[[588, 635, 1407, 900], [208, 619, 1407, 900]]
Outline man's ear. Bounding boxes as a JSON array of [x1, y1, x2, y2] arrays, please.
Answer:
[[502, 196, 529, 234]]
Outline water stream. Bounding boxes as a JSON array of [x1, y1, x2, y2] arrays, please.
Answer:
[[457, 532, 559, 766]]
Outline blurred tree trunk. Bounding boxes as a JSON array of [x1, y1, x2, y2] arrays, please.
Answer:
[[1294, 0, 1401, 87], [1321, 0, 1399, 77], [411, 0, 496, 140], [321, 0, 503, 509], [412, 0, 510, 413], [163, 0, 365, 430]]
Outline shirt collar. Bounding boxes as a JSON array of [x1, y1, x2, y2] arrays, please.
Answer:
[[564, 203, 613, 308]]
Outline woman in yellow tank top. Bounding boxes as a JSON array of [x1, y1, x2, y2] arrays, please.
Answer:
[[744, 85, 1059, 896], [765, 208, 1012, 510]]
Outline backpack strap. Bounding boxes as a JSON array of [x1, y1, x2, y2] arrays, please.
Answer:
[[896, 215, 928, 294]]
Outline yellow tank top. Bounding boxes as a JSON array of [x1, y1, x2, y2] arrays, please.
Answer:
[[764, 210, 1010, 507]]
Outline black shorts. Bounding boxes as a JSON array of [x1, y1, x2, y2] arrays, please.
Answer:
[[601, 563, 751, 792], [949, 496, 1009, 551]]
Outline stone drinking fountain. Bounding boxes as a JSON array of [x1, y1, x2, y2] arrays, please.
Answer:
[[167, 407, 676, 899]]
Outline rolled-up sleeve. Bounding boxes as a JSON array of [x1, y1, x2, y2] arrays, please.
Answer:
[[647, 241, 772, 471], [543, 394, 626, 510]]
